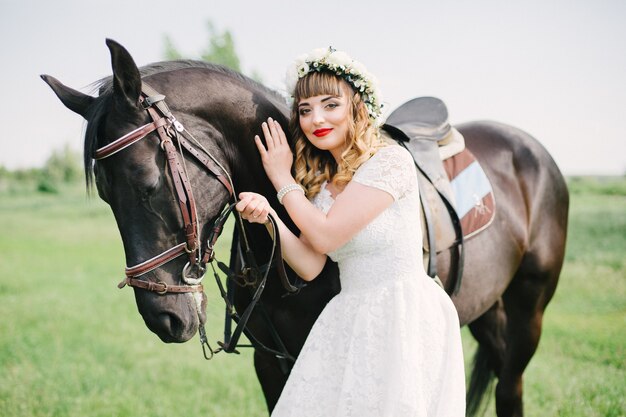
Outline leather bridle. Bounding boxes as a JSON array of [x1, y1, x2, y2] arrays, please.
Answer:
[[94, 82, 301, 363]]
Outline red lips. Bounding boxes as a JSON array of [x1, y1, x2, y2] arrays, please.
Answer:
[[313, 128, 333, 137]]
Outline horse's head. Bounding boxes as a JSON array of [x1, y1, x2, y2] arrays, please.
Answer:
[[42, 39, 238, 343]]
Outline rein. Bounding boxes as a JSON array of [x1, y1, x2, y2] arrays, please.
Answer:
[[95, 82, 300, 364]]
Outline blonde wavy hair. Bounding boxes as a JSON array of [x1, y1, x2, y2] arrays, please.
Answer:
[[289, 71, 386, 199]]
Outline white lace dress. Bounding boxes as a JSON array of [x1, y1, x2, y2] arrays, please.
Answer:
[[271, 145, 466, 417]]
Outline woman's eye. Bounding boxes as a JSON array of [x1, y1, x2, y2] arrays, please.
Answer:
[[299, 108, 310, 116], [326, 103, 339, 109]]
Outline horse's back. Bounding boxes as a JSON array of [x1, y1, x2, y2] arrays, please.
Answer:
[[450, 121, 569, 323], [457, 120, 568, 224], [451, 120, 542, 230], [459, 120, 565, 175]]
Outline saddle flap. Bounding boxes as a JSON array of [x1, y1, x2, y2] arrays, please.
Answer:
[[418, 171, 458, 254]]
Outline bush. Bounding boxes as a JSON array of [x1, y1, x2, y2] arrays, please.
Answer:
[[567, 176, 626, 196], [36, 177, 59, 194], [0, 145, 84, 195], [42, 144, 82, 184]]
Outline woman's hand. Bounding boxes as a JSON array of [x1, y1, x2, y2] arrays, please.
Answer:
[[255, 117, 294, 189], [236, 192, 275, 224]]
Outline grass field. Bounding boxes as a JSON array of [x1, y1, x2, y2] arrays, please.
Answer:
[[0, 177, 624, 416]]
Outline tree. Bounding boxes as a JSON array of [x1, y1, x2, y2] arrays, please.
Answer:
[[162, 20, 261, 82], [163, 35, 183, 61], [200, 21, 241, 72]]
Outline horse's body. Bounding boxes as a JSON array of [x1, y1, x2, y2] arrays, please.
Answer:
[[43, 40, 568, 417]]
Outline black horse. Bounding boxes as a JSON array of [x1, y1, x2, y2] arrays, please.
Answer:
[[42, 39, 569, 417]]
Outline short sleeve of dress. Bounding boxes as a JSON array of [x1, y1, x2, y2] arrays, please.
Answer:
[[352, 145, 415, 201]]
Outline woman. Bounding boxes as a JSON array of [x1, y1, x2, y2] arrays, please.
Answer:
[[236, 47, 465, 416]]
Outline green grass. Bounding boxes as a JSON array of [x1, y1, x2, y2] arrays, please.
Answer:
[[0, 185, 266, 417], [1, 179, 625, 416]]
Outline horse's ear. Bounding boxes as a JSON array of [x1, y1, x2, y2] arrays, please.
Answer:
[[40, 74, 95, 119], [106, 38, 142, 108]]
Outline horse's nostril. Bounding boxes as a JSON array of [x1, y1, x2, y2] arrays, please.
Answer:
[[158, 312, 182, 338], [158, 312, 171, 329]]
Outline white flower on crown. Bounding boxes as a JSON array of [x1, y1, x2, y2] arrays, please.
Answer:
[[308, 48, 328, 62], [350, 60, 367, 75], [296, 62, 310, 77], [329, 50, 352, 68], [293, 53, 308, 67], [284, 47, 384, 124]]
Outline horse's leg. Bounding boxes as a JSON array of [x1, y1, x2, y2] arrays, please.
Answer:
[[254, 350, 289, 413], [497, 252, 561, 417], [466, 299, 507, 416]]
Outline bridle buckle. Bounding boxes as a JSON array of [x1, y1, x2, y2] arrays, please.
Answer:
[[141, 94, 166, 109], [156, 281, 168, 295]]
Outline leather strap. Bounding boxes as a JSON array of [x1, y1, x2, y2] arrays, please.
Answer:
[[124, 242, 187, 278], [118, 277, 203, 294], [202, 204, 303, 294], [143, 82, 233, 195], [94, 118, 167, 160], [176, 134, 233, 195], [146, 105, 199, 262]]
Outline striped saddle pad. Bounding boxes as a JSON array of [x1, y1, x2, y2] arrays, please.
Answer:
[[443, 148, 495, 239]]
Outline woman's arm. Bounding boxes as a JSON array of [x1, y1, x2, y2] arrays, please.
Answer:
[[280, 181, 393, 254], [253, 118, 395, 255], [236, 192, 327, 281]]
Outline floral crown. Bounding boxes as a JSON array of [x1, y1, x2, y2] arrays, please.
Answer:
[[285, 47, 384, 123]]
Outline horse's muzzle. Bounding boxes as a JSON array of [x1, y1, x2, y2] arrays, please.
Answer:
[[135, 291, 206, 343]]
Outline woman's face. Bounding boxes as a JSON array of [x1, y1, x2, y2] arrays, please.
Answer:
[[297, 84, 352, 161]]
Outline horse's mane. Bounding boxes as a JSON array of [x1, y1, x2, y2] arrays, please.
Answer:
[[84, 60, 287, 188], [91, 60, 283, 100]]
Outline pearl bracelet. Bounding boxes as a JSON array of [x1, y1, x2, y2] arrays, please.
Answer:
[[277, 183, 305, 205]]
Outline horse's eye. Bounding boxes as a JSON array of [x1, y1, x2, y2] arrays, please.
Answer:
[[139, 177, 161, 201]]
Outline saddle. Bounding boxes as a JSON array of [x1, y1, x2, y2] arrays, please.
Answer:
[[382, 97, 466, 294]]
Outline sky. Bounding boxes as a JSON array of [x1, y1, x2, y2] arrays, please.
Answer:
[[1, 0, 625, 175]]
